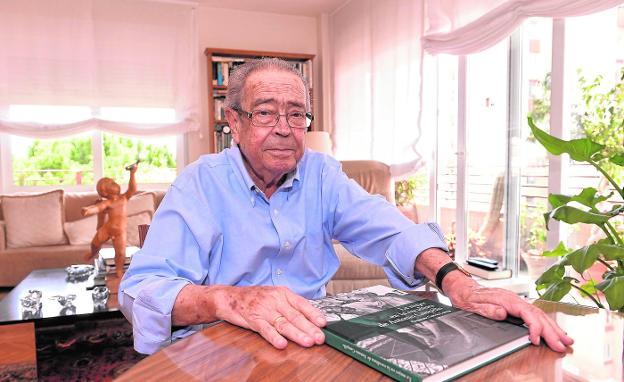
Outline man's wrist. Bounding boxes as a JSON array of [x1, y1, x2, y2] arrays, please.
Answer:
[[441, 267, 477, 298], [208, 285, 233, 321], [435, 262, 471, 294]]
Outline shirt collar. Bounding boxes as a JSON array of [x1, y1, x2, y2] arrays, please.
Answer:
[[227, 145, 256, 192], [226, 145, 302, 203]]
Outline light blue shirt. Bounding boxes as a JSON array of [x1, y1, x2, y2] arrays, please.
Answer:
[[119, 146, 448, 354]]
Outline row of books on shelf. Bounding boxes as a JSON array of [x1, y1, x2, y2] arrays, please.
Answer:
[[214, 124, 232, 153], [213, 97, 226, 120], [211, 56, 312, 87], [211, 57, 244, 86]]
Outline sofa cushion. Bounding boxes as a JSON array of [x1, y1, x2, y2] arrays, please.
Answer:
[[341, 160, 394, 203], [0, 221, 5, 251], [64, 192, 102, 222], [1, 190, 67, 248], [126, 211, 152, 247], [63, 210, 152, 247], [127, 192, 156, 216], [64, 215, 98, 245]]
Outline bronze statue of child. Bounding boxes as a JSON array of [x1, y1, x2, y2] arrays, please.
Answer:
[[82, 162, 139, 277]]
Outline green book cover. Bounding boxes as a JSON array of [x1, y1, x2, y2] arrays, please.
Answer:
[[311, 285, 530, 382]]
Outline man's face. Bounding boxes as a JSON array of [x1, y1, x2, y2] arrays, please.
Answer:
[[229, 69, 307, 184]]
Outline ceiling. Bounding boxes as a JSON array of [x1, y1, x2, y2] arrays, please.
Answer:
[[197, 0, 348, 17]]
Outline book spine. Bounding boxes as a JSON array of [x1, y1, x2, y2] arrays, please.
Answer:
[[222, 62, 229, 86], [323, 329, 421, 382], [217, 63, 223, 85]]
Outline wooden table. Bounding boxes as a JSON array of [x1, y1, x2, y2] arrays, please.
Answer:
[[118, 298, 623, 381]]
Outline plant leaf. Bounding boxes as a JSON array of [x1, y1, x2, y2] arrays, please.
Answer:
[[535, 263, 565, 286], [548, 188, 610, 210], [566, 246, 599, 274], [540, 280, 572, 302], [542, 242, 569, 257], [548, 194, 571, 209], [596, 276, 624, 310], [544, 205, 613, 229], [610, 153, 624, 166], [580, 280, 598, 296], [528, 117, 604, 162], [592, 244, 624, 261]]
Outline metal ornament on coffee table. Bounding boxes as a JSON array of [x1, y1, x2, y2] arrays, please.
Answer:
[[92, 286, 110, 311], [50, 294, 77, 315], [65, 264, 94, 282], [20, 289, 43, 319]]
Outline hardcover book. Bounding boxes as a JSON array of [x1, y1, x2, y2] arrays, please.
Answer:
[[461, 262, 512, 280], [98, 246, 139, 266], [311, 285, 529, 382]]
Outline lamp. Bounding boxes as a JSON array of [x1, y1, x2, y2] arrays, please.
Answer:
[[305, 131, 333, 155]]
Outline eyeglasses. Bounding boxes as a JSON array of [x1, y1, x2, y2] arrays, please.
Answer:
[[234, 107, 314, 129]]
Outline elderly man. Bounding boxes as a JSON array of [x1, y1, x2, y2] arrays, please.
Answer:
[[119, 58, 573, 355]]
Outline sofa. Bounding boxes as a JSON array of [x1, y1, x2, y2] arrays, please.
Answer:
[[0, 190, 165, 286], [0, 160, 396, 293]]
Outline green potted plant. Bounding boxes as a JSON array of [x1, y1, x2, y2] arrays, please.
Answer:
[[394, 176, 425, 223], [519, 203, 552, 279], [528, 117, 624, 311]]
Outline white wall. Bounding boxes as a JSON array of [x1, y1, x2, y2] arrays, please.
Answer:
[[187, 6, 320, 162]]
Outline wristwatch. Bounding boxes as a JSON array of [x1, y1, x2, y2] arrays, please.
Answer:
[[434, 262, 472, 295]]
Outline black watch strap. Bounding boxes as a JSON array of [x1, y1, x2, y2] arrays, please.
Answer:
[[435, 262, 470, 295]]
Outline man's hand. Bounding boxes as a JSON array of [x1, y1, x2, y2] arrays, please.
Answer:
[[172, 285, 326, 350], [444, 276, 574, 352], [216, 286, 326, 349], [415, 248, 574, 353]]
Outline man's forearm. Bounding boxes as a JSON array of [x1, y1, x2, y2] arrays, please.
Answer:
[[414, 248, 477, 295], [172, 284, 228, 326]]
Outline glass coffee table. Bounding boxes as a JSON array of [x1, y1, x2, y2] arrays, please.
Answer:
[[0, 268, 122, 325]]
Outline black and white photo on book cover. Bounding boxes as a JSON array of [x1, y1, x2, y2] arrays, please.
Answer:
[[311, 285, 529, 380]]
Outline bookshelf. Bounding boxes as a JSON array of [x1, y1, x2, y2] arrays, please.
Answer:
[[204, 48, 315, 153]]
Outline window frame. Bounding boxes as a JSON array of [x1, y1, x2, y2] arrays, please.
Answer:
[[0, 131, 185, 193], [432, 19, 569, 276]]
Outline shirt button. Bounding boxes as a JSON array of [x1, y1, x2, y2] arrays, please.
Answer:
[[273, 209, 279, 215], [276, 269, 283, 275], [283, 241, 290, 248]]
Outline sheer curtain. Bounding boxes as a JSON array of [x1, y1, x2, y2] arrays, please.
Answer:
[[0, 0, 198, 138], [330, 0, 624, 164], [423, 0, 624, 54], [331, 0, 425, 167]]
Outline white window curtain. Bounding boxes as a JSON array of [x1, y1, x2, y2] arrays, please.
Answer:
[[423, 0, 624, 55], [0, 0, 199, 138], [331, 0, 425, 168]]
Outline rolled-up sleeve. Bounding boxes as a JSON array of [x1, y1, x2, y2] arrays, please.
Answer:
[[119, 179, 218, 354], [383, 223, 448, 289], [119, 277, 195, 354], [325, 161, 448, 290]]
